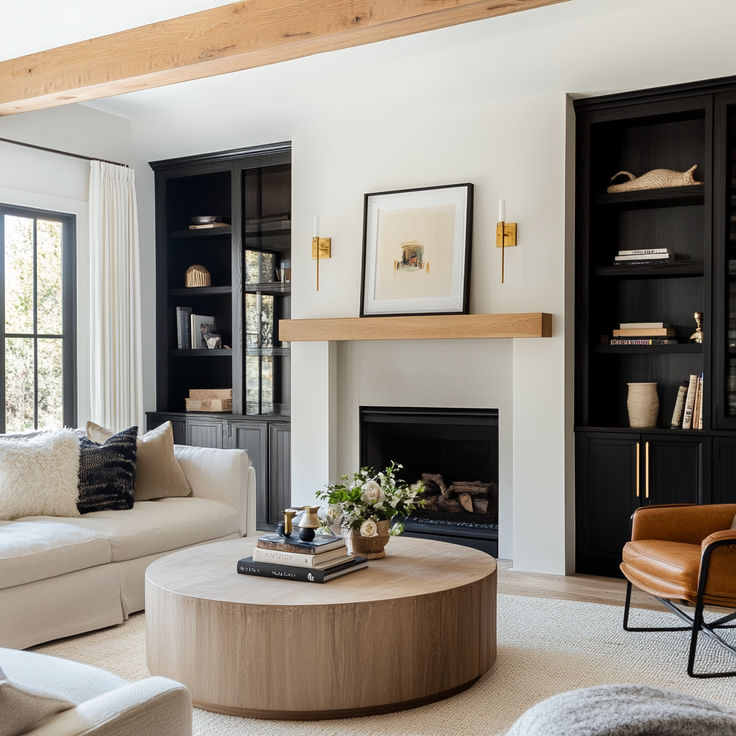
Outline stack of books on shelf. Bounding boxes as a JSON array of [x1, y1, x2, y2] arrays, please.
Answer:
[[237, 533, 367, 583], [610, 322, 677, 346], [670, 374, 704, 430], [613, 248, 675, 266]]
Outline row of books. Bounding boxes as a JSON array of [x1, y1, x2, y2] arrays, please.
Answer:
[[613, 248, 675, 267], [670, 374, 704, 430], [610, 321, 676, 346], [175, 306, 216, 349], [237, 533, 367, 583]]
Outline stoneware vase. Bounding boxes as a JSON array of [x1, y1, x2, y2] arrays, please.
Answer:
[[345, 519, 391, 559], [627, 382, 659, 427]]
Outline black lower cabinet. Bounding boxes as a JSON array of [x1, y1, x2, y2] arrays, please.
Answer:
[[576, 431, 709, 577], [147, 412, 289, 529], [712, 437, 736, 504]]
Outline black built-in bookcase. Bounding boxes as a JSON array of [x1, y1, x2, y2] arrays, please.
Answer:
[[575, 76, 736, 576], [147, 143, 292, 529]]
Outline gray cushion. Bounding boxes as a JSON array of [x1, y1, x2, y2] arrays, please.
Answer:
[[506, 684, 736, 736], [46, 497, 240, 561], [0, 658, 74, 736], [0, 519, 111, 590]]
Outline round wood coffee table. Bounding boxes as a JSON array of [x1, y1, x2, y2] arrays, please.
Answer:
[[145, 535, 496, 720]]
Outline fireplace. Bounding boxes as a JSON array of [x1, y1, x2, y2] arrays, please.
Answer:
[[359, 406, 499, 556]]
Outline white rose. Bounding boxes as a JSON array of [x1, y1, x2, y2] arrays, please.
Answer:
[[360, 519, 378, 537], [361, 480, 384, 504]]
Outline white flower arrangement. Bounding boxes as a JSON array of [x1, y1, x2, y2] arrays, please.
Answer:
[[316, 461, 425, 536]]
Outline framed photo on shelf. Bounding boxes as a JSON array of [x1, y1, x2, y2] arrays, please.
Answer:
[[360, 183, 473, 317]]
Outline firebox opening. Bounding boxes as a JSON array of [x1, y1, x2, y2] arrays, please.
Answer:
[[359, 406, 499, 556]]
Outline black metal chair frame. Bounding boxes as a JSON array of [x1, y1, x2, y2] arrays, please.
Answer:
[[623, 537, 736, 678]]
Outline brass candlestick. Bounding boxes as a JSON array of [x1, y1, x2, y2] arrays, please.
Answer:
[[689, 311, 704, 344], [495, 221, 518, 284], [312, 237, 332, 291], [282, 508, 297, 536]]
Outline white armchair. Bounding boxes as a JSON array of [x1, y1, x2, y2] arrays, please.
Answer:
[[0, 647, 191, 736]]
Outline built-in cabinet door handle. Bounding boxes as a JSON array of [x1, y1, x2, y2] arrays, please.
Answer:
[[635, 442, 640, 498], [645, 441, 650, 499]]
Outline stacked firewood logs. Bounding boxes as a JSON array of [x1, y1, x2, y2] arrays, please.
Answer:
[[419, 473, 497, 519]]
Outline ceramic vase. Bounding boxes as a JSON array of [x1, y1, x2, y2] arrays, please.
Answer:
[[627, 382, 659, 428], [345, 519, 391, 559]]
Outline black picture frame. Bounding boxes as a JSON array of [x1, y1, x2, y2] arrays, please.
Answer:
[[360, 183, 473, 317]]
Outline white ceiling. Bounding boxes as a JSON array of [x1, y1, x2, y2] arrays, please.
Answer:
[[3, 0, 736, 121]]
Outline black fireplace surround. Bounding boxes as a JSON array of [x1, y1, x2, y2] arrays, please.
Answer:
[[359, 406, 499, 556]]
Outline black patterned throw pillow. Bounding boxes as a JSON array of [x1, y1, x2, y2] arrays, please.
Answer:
[[77, 426, 138, 513]]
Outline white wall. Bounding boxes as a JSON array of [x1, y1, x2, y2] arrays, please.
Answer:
[[0, 105, 154, 427], [124, 90, 569, 568], [7, 0, 736, 572]]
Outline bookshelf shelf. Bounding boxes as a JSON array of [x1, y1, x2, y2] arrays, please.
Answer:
[[594, 186, 705, 208], [594, 261, 704, 278], [595, 343, 703, 354]]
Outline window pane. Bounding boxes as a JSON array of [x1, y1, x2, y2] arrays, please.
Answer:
[[5, 215, 34, 334], [37, 220, 63, 335], [5, 337, 34, 432], [37, 338, 63, 429]]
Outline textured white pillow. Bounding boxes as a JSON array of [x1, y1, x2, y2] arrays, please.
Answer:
[[0, 429, 81, 520], [0, 663, 74, 736]]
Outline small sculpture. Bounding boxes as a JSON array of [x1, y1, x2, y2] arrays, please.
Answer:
[[185, 264, 212, 287], [690, 312, 704, 344], [607, 165, 700, 193], [298, 505, 321, 542]]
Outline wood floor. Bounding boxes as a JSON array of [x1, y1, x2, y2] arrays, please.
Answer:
[[497, 560, 662, 611]]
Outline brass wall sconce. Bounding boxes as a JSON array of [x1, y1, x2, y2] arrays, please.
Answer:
[[496, 199, 518, 284], [312, 215, 332, 291]]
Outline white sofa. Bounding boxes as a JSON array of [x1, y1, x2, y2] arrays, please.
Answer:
[[0, 646, 191, 735], [0, 444, 256, 649]]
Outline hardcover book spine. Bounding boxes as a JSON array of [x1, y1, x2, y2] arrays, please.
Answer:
[[237, 560, 328, 582], [670, 382, 688, 429], [682, 374, 699, 430], [176, 307, 191, 350], [257, 537, 345, 554], [252, 546, 344, 567]]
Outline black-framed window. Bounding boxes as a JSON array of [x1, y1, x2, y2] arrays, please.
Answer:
[[0, 204, 76, 432]]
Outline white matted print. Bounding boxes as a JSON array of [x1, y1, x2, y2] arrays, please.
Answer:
[[360, 184, 473, 316]]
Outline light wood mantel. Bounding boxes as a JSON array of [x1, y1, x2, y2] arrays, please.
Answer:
[[278, 312, 552, 341]]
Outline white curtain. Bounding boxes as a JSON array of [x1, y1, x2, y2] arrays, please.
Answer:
[[88, 161, 143, 430]]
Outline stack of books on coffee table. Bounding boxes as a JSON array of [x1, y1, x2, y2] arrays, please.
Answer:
[[237, 533, 367, 583]]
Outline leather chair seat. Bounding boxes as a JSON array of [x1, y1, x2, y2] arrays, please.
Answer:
[[622, 538, 736, 608], [621, 540, 700, 604]]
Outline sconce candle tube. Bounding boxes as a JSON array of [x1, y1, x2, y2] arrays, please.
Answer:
[[498, 198, 506, 223]]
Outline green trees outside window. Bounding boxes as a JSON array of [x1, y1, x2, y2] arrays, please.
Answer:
[[0, 205, 76, 433]]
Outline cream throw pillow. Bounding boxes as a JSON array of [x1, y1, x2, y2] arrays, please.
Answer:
[[86, 421, 191, 500], [0, 663, 74, 736], [0, 429, 80, 520]]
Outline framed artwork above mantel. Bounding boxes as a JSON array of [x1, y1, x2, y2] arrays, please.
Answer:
[[360, 183, 473, 317]]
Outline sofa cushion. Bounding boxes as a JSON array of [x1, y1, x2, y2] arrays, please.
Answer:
[[77, 427, 138, 513], [52, 497, 240, 562], [0, 659, 74, 736], [0, 647, 126, 706], [87, 421, 191, 501], [0, 429, 80, 520], [0, 519, 111, 590]]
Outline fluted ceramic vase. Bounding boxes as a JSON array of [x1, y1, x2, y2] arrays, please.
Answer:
[[627, 382, 659, 428], [345, 519, 391, 559]]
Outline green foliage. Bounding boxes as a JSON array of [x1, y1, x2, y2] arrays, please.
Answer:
[[316, 461, 425, 534], [3, 215, 65, 432]]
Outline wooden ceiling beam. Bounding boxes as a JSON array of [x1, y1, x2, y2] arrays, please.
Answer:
[[0, 0, 566, 116]]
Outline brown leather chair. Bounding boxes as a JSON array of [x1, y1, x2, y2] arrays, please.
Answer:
[[621, 502, 736, 678]]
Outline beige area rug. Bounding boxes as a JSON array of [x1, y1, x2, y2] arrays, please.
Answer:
[[35, 594, 736, 735]]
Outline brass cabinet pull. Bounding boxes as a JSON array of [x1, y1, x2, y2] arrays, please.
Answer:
[[635, 442, 640, 497], [645, 441, 650, 499]]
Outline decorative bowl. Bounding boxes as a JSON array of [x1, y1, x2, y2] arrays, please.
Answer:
[[190, 215, 221, 225]]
